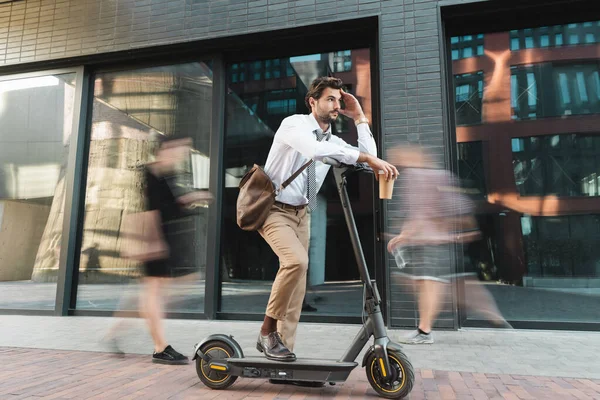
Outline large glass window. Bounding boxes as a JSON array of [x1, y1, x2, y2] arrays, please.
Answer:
[[511, 62, 600, 119], [229, 58, 295, 83], [510, 21, 600, 50], [522, 214, 600, 278], [451, 20, 600, 325], [0, 73, 76, 310], [458, 141, 487, 197], [513, 134, 600, 197], [511, 65, 543, 119], [220, 49, 375, 317], [451, 34, 484, 60], [75, 63, 213, 313], [332, 50, 352, 72], [454, 72, 483, 125]]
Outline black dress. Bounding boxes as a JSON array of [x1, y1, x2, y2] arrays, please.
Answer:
[[143, 167, 195, 278]]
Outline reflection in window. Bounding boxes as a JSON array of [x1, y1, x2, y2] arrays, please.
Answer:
[[555, 64, 600, 115], [512, 134, 600, 197], [511, 63, 600, 119], [266, 98, 296, 115], [510, 21, 600, 50], [511, 66, 542, 119], [221, 49, 374, 317], [558, 73, 571, 106], [576, 72, 588, 102], [457, 141, 487, 197], [586, 33, 595, 43], [452, 22, 600, 325], [333, 84, 353, 135], [525, 36, 534, 49], [450, 34, 484, 60], [332, 50, 352, 72], [570, 34, 579, 45], [527, 73, 537, 105], [229, 59, 295, 83], [76, 63, 213, 313], [0, 73, 76, 310], [522, 214, 600, 277], [454, 71, 483, 125]]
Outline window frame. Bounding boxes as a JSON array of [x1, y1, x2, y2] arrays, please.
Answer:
[[0, 66, 86, 316], [441, 0, 600, 331]]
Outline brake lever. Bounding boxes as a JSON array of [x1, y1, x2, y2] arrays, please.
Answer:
[[353, 162, 373, 173]]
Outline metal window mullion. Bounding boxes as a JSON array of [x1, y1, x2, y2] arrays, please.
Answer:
[[204, 55, 226, 319], [567, 217, 575, 277], [533, 29, 542, 48], [519, 69, 528, 119], [519, 30, 526, 50], [55, 66, 90, 316]]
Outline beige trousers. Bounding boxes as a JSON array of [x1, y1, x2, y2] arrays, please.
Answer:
[[258, 204, 309, 351]]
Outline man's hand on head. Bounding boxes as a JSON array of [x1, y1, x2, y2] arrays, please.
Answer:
[[338, 89, 365, 121]]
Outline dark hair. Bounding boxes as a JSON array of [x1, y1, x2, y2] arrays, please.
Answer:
[[305, 76, 343, 109]]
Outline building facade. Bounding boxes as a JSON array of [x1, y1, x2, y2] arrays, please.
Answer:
[[0, 0, 598, 331]]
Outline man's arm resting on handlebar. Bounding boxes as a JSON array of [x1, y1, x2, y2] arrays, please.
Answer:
[[357, 152, 399, 181], [357, 152, 375, 164]]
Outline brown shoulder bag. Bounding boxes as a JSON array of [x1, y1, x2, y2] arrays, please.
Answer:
[[236, 161, 312, 231]]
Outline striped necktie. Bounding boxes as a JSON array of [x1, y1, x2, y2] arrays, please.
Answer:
[[306, 129, 329, 211]]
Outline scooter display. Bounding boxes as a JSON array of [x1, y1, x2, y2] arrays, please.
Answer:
[[192, 159, 414, 399]]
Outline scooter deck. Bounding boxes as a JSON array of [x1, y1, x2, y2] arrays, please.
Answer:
[[227, 357, 357, 371], [224, 357, 358, 382]]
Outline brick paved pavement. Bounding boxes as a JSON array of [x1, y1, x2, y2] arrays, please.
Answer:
[[2, 347, 600, 400], [2, 316, 600, 380]]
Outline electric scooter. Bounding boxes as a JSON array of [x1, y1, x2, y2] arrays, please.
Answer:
[[192, 159, 414, 399]]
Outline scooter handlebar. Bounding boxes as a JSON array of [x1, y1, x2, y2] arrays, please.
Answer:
[[322, 157, 342, 167], [322, 157, 373, 174]]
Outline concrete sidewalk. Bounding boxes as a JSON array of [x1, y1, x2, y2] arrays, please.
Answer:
[[1, 315, 599, 380]]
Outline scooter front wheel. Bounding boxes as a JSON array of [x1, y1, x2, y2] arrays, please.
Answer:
[[365, 349, 414, 399], [196, 340, 238, 390]]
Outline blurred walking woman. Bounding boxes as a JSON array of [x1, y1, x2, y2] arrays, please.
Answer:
[[387, 146, 509, 345], [105, 136, 211, 363], [137, 137, 186, 364]]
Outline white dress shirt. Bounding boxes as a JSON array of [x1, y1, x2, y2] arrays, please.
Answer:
[[264, 113, 377, 206]]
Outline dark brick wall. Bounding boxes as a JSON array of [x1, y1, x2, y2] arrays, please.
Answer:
[[0, 0, 471, 328]]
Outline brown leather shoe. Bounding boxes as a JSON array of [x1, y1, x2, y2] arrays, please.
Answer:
[[256, 332, 296, 362]]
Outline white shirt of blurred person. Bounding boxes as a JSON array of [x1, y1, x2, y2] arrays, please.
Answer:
[[255, 76, 398, 364]]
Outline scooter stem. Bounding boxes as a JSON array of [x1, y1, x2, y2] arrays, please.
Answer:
[[332, 166, 375, 296]]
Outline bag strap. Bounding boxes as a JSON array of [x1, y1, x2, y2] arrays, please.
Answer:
[[280, 160, 313, 191]]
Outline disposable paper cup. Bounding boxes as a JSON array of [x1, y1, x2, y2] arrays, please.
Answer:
[[378, 171, 395, 199]]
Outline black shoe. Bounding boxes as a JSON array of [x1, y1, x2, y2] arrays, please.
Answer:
[[256, 332, 296, 362], [269, 379, 325, 387], [302, 303, 317, 312], [152, 345, 189, 365]]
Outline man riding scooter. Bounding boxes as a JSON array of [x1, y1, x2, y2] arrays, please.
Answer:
[[255, 76, 398, 369]]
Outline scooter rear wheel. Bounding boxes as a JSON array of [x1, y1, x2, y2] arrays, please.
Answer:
[[196, 340, 238, 390], [365, 349, 414, 399]]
